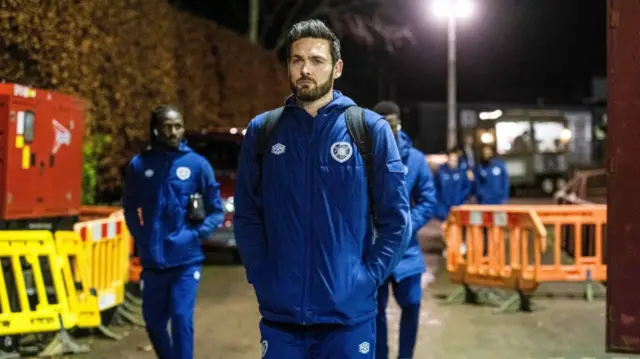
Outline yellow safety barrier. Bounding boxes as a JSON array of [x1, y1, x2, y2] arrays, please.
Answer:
[[0, 230, 100, 356], [74, 218, 129, 312], [109, 210, 143, 285], [54, 231, 102, 329], [73, 215, 143, 339]]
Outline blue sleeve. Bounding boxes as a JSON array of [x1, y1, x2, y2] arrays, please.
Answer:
[[365, 118, 411, 286], [233, 118, 268, 283], [410, 159, 436, 231], [434, 171, 442, 196], [122, 159, 143, 239], [196, 160, 225, 239], [501, 162, 510, 203], [461, 173, 473, 202], [472, 167, 481, 198]]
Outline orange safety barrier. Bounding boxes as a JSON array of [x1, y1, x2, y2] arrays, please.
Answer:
[[79, 205, 121, 222], [445, 206, 547, 311], [445, 204, 607, 312], [531, 205, 607, 284]]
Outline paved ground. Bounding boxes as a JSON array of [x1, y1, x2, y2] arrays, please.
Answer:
[[38, 252, 623, 359]]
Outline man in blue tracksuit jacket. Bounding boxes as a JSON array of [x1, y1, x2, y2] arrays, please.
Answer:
[[122, 105, 224, 359], [234, 20, 411, 359], [372, 101, 436, 359], [474, 145, 510, 205], [434, 148, 473, 221]]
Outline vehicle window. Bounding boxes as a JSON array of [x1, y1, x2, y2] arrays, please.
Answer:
[[188, 137, 241, 171], [21, 111, 36, 143], [495, 121, 531, 155], [532, 121, 568, 153]]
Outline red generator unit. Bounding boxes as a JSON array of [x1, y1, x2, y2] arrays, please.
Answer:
[[0, 83, 85, 230]]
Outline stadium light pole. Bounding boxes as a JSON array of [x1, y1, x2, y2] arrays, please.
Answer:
[[431, 0, 474, 149]]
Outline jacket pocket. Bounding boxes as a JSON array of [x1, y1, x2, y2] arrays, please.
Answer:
[[251, 263, 278, 309], [164, 228, 199, 265], [332, 260, 377, 307]]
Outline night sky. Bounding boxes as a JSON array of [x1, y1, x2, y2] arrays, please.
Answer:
[[171, 0, 606, 108]]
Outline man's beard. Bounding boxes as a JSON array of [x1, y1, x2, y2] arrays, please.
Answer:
[[290, 73, 333, 102]]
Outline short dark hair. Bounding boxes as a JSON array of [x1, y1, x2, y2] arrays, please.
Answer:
[[373, 101, 401, 118], [286, 19, 341, 64], [447, 147, 459, 155], [150, 104, 180, 127]]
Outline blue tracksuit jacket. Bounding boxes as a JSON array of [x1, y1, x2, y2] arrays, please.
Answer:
[[434, 163, 472, 220], [122, 143, 225, 270], [389, 131, 436, 283], [474, 158, 510, 204], [234, 91, 411, 326]]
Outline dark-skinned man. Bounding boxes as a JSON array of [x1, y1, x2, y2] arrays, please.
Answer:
[[122, 105, 224, 359]]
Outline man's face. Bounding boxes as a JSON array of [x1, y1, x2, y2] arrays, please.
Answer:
[[464, 135, 474, 146], [447, 152, 459, 168], [156, 109, 185, 148], [288, 38, 343, 102], [482, 146, 494, 161], [384, 114, 401, 137]]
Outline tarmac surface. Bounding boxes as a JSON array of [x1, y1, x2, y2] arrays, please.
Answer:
[[58, 252, 624, 359]]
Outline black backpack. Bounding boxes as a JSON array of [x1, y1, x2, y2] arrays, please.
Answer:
[[253, 105, 378, 222]]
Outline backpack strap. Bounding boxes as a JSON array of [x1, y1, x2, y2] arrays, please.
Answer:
[[345, 106, 378, 224], [254, 106, 285, 191]]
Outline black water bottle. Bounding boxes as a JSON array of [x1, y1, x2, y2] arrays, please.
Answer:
[[187, 192, 206, 223]]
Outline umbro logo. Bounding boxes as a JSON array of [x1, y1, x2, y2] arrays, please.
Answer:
[[271, 143, 285, 155], [358, 341, 370, 354]]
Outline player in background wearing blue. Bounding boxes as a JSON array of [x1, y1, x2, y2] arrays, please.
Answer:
[[122, 105, 224, 359], [372, 101, 437, 359]]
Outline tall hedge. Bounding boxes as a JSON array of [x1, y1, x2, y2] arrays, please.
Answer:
[[0, 0, 289, 200]]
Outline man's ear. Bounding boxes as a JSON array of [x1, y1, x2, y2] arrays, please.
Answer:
[[333, 59, 344, 80]]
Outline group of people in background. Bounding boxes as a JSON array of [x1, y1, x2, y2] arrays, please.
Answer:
[[371, 100, 510, 359], [434, 134, 511, 223]]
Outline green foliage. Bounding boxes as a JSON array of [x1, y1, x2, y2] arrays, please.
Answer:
[[0, 0, 289, 200], [82, 134, 111, 204]]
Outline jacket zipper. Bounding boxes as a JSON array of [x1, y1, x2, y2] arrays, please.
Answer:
[[158, 154, 172, 267], [301, 112, 315, 325]]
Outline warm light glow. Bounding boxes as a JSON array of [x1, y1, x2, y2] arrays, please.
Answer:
[[480, 131, 495, 144], [432, 0, 474, 19], [560, 128, 572, 142], [229, 127, 238, 134], [479, 110, 503, 120]]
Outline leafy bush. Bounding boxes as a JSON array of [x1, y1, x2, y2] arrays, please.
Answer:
[[0, 0, 289, 201]]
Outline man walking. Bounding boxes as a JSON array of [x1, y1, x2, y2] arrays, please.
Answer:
[[234, 19, 411, 359], [372, 101, 436, 359], [474, 145, 510, 205], [122, 105, 225, 359], [434, 148, 472, 221]]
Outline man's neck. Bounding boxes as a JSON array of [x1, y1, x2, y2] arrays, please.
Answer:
[[152, 143, 179, 152], [296, 90, 334, 117]]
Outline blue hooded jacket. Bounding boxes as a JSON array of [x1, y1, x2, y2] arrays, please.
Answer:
[[122, 143, 225, 270], [434, 163, 472, 220], [474, 158, 510, 204], [234, 91, 411, 326], [390, 131, 436, 282]]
